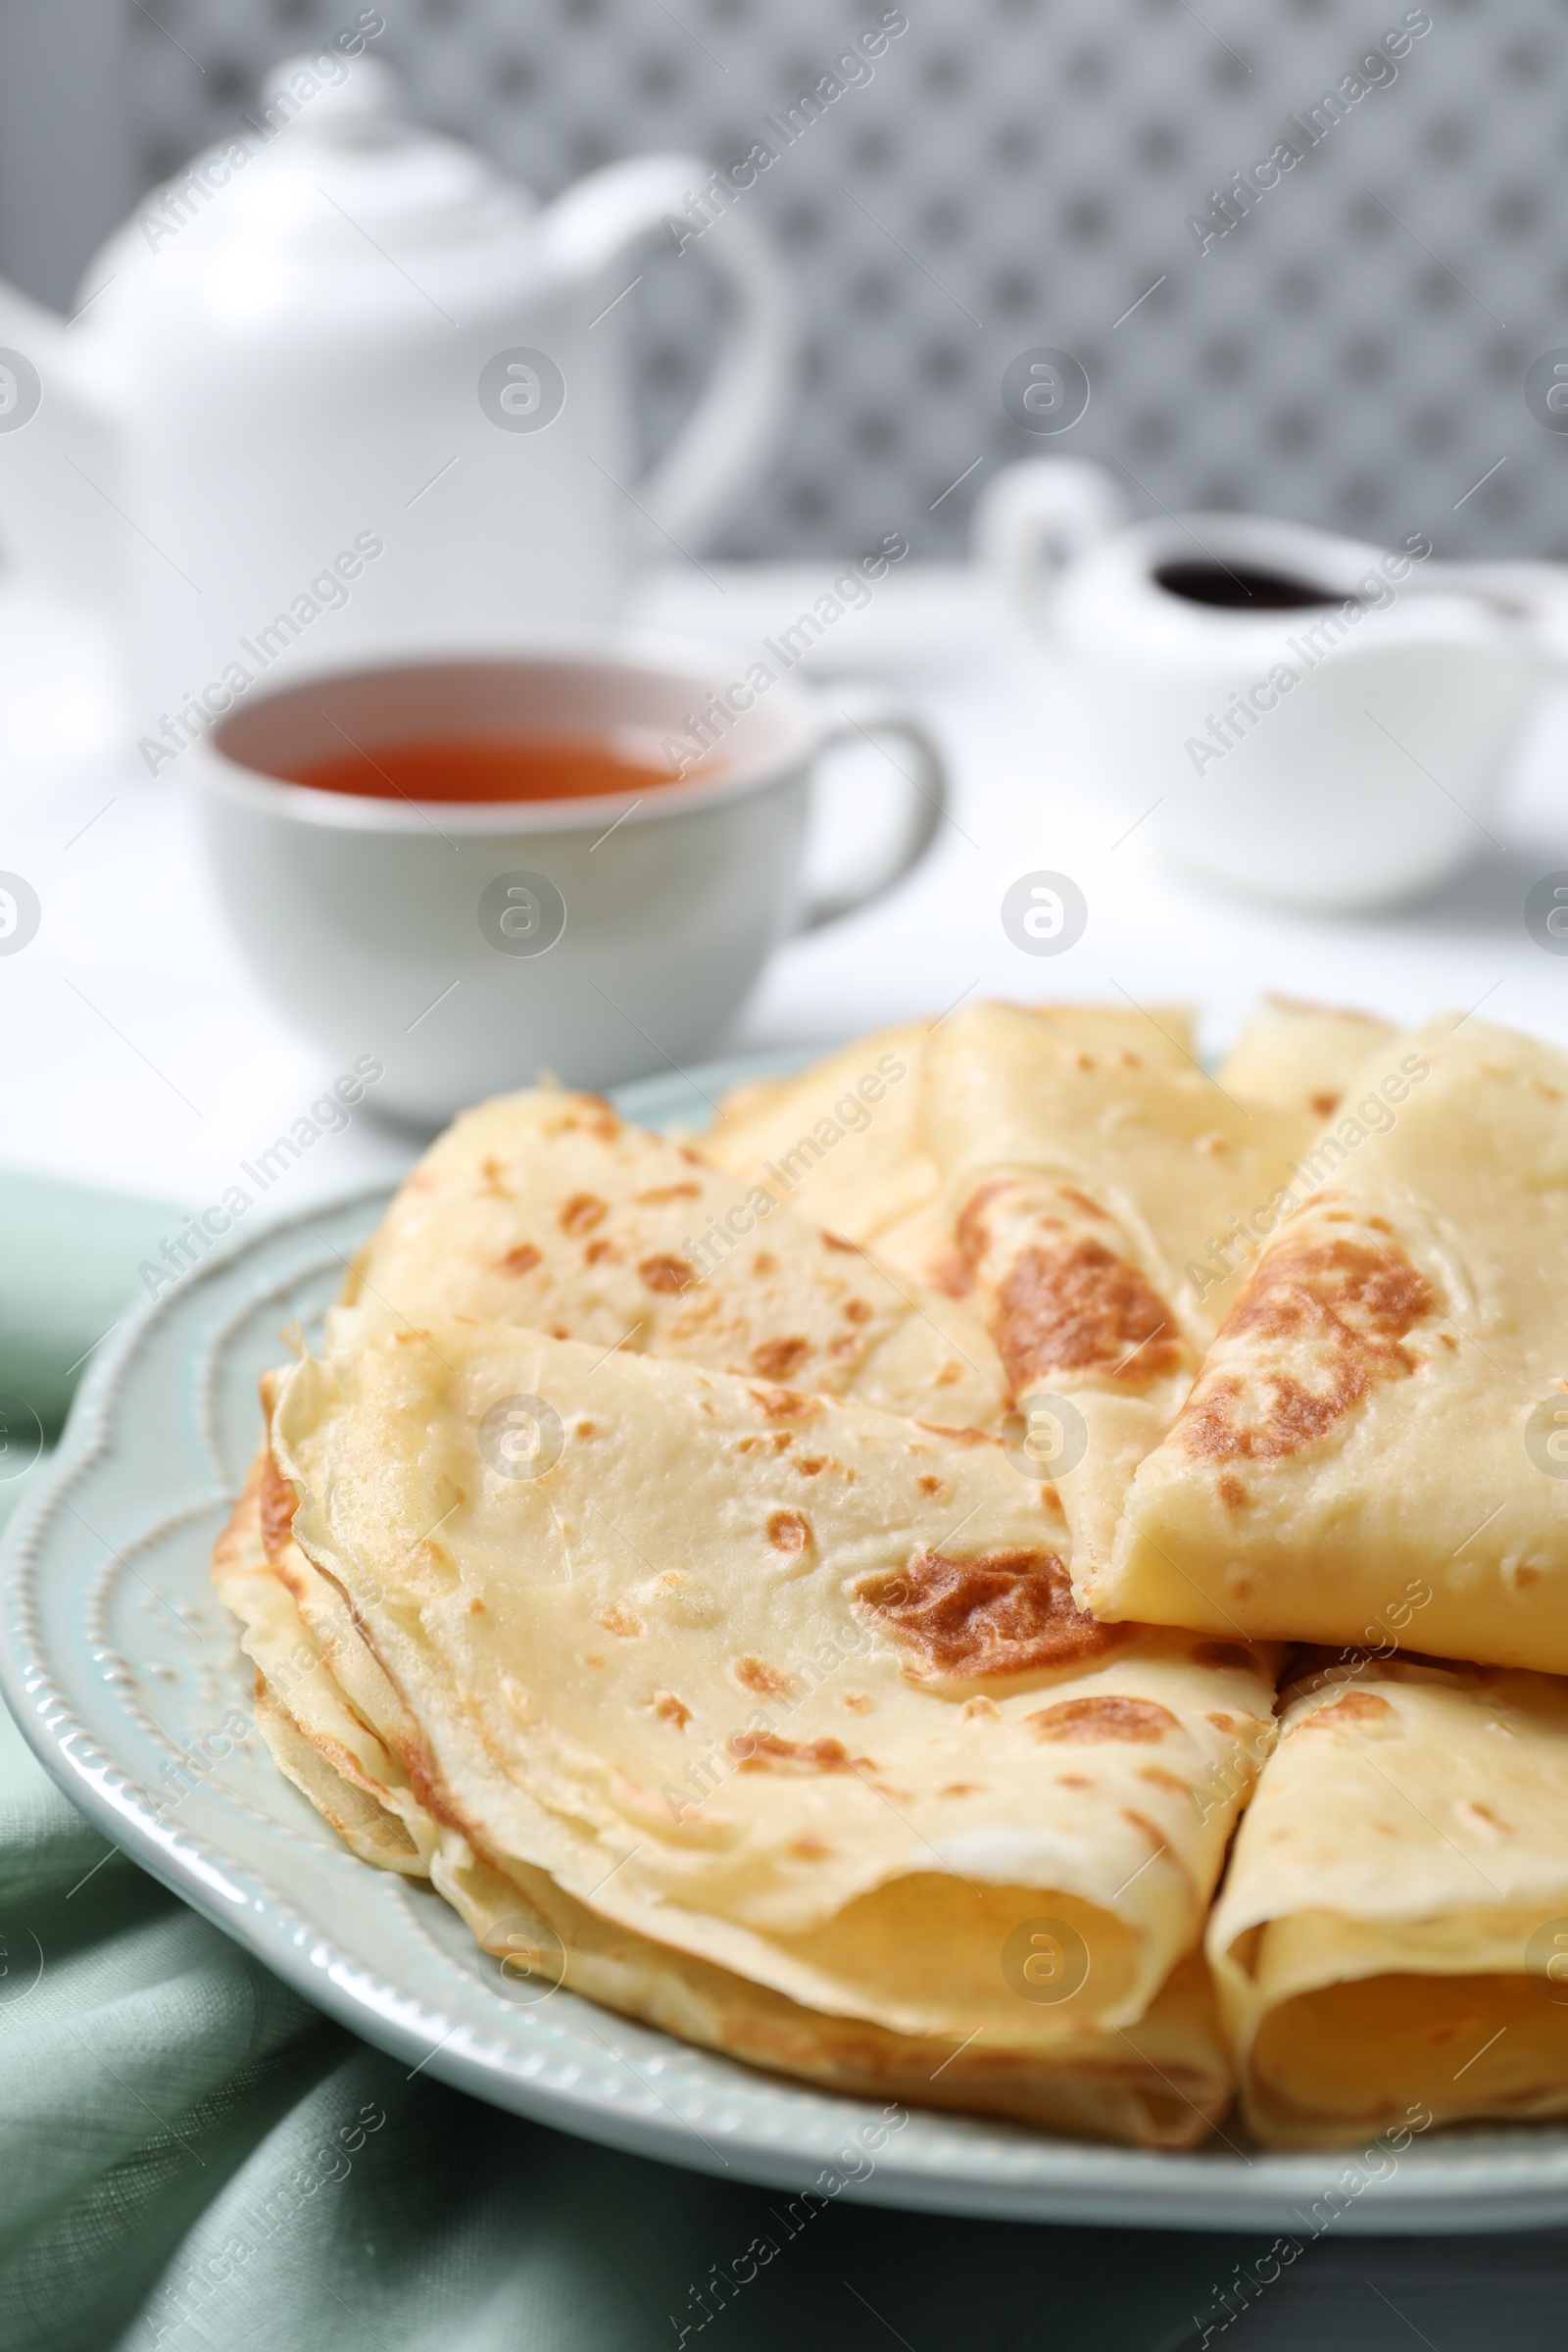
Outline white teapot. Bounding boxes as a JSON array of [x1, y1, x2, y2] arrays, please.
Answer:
[[0, 51, 797, 747]]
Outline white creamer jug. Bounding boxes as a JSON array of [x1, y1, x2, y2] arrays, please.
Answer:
[[978, 457, 1568, 909]]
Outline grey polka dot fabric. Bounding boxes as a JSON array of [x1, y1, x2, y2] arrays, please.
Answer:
[[126, 0, 1568, 558]]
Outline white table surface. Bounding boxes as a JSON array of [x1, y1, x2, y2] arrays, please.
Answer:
[[5, 558, 1568, 1219]]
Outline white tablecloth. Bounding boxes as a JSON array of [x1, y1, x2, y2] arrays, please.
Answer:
[[5, 559, 1567, 1212]]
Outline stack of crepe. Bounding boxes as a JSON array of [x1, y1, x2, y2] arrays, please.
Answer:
[[215, 996, 1568, 2152]]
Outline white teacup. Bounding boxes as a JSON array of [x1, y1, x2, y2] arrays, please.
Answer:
[[191, 637, 946, 1122], [977, 457, 1568, 910]]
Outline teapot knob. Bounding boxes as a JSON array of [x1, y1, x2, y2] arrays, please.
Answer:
[[258, 52, 407, 146]]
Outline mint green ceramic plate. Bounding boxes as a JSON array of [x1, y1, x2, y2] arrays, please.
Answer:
[[7, 1055, 1568, 2230]]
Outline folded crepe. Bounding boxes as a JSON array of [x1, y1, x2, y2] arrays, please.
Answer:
[[1209, 1651, 1568, 2146], [1101, 1016, 1568, 1670], [922, 1002, 1314, 1595], [699, 1024, 947, 1287], [700, 1006, 1200, 1294], [237, 1310, 1279, 2140], [1217, 997, 1398, 1122], [215, 1447, 1236, 2145], [345, 1083, 1005, 1431]]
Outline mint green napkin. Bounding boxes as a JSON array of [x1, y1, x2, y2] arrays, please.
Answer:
[[0, 1168, 1560, 2349]]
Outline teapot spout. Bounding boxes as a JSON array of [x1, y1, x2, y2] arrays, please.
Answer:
[[0, 275, 121, 606]]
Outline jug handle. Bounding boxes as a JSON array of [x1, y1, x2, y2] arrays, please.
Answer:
[[540, 154, 798, 554], [971, 457, 1129, 632]]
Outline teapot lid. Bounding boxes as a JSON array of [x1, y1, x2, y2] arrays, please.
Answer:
[[241, 53, 534, 242], [106, 50, 535, 282]]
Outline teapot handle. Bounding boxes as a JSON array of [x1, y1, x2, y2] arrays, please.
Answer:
[[540, 154, 798, 553]]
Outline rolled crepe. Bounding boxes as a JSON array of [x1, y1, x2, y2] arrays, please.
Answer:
[[1209, 1653, 1568, 2146], [1102, 1016, 1568, 1670], [922, 1003, 1313, 1592], [1217, 997, 1398, 1122], [256, 1312, 1276, 2110]]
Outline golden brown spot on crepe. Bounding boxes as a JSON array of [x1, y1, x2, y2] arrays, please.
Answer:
[[584, 1239, 620, 1265], [1366, 1215, 1393, 1234], [1028, 1694, 1178, 1742], [752, 1250, 778, 1274], [1441, 1331, 1458, 1350], [467, 1596, 485, 1614], [1139, 1766, 1190, 1794], [561, 1193, 608, 1235], [917, 1475, 946, 1497], [490, 1243, 540, 1275], [1309, 1090, 1341, 1118], [731, 1733, 870, 1773], [789, 1834, 832, 1858], [857, 1548, 1124, 1679], [842, 1298, 873, 1325], [1057, 1186, 1108, 1220], [955, 1178, 1010, 1266], [843, 1691, 873, 1712], [822, 1233, 863, 1254], [1216, 1472, 1249, 1510], [914, 1421, 992, 1446], [796, 1456, 826, 1477], [752, 1335, 811, 1380], [1057, 1773, 1092, 1788], [652, 1690, 690, 1729], [260, 1447, 297, 1557], [751, 1387, 820, 1419], [993, 1239, 1184, 1393], [1179, 1231, 1435, 1464], [941, 1783, 986, 1797], [766, 1508, 811, 1554], [596, 1604, 644, 1639], [1194, 1642, 1254, 1671], [735, 1655, 792, 1694], [1206, 1711, 1236, 1732], [1297, 1690, 1396, 1731], [639, 1252, 696, 1294], [1531, 1077, 1564, 1102], [962, 1695, 1000, 1720], [1121, 1808, 1169, 1854], [635, 1182, 702, 1202], [930, 1248, 974, 1298], [1195, 1131, 1228, 1156]]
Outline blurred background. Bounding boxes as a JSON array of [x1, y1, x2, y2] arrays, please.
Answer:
[[0, 0, 1560, 564]]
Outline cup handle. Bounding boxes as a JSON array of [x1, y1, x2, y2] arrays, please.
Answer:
[[795, 691, 948, 934], [971, 457, 1129, 632]]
